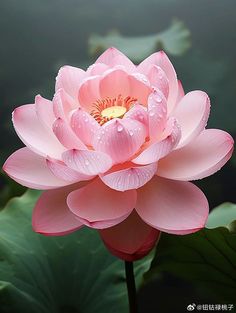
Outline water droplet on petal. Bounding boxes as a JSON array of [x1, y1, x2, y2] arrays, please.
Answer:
[[117, 125, 123, 132], [149, 110, 155, 117], [85, 160, 90, 166], [129, 130, 134, 136]]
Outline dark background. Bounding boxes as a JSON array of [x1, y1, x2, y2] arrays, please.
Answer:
[[0, 0, 235, 311]]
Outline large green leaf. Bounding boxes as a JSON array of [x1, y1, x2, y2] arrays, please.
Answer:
[[149, 204, 236, 302], [0, 190, 152, 313], [207, 202, 236, 229], [89, 19, 191, 62]]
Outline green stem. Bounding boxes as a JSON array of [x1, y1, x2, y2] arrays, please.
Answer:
[[125, 261, 138, 313]]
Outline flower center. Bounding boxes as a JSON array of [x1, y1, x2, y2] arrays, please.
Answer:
[[101, 106, 127, 119], [90, 94, 137, 125]]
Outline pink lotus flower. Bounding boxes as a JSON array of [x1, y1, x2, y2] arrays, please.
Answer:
[[3, 48, 234, 261]]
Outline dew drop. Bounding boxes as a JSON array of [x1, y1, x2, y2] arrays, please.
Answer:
[[117, 125, 123, 132], [149, 110, 155, 117], [85, 160, 90, 166], [129, 130, 134, 136]]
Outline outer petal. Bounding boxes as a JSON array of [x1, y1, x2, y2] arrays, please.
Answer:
[[173, 91, 210, 148], [176, 80, 185, 103], [136, 176, 209, 234], [93, 118, 146, 164], [55, 65, 85, 99], [53, 88, 77, 120], [33, 185, 83, 236], [157, 129, 234, 181], [46, 158, 93, 183], [100, 163, 157, 191], [99, 69, 130, 99], [67, 179, 137, 229], [137, 51, 178, 114], [99, 211, 160, 261], [12, 104, 65, 159], [146, 65, 169, 98], [71, 108, 100, 146], [35, 95, 55, 130], [148, 90, 167, 140], [95, 47, 136, 72], [53, 118, 87, 150], [133, 117, 181, 165], [62, 149, 112, 175], [3, 148, 70, 189], [78, 75, 101, 112], [86, 63, 109, 76]]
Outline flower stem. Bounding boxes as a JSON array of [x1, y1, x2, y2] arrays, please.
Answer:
[[125, 261, 138, 313]]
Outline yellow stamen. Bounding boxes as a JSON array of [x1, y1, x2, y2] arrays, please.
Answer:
[[90, 94, 137, 125], [101, 106, 127, 119]]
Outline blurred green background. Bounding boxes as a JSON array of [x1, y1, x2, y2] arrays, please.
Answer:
[[0, 0, 235, 312]]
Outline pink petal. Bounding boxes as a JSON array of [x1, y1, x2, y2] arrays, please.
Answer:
[[46, 157, 93, 182], [62, 149, 112, 175], [99, 69, 130, 99], [55, 65, 85, 99], [157, 129, 234, 181], [93, 118, 146, 164], [67, 178, 137, 229], [86, 63, 109, 76], [3, 148, 70, 189], [148, 91, 167, 141], [173, 91, 211, 148], [99, 211, 160, 261], [35, 95, 55, 130], [124, 104, 148, 126], [128, 73, 152, 105], [133, 117, 181, 165], [95, 47, 136, 71], [147, 65, 169, 98], [12, 104, 65, 159], [53, 118, 87, 150], [78, 75, 101, 112], [71, 108, 100, 146], [53, 88, 77, 120], [137, 51, 178, 114], [32, 185, 83, 236], [176, 80, 185, 103], [136, 176, 209, 234], [100, 163, 157, 191]]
